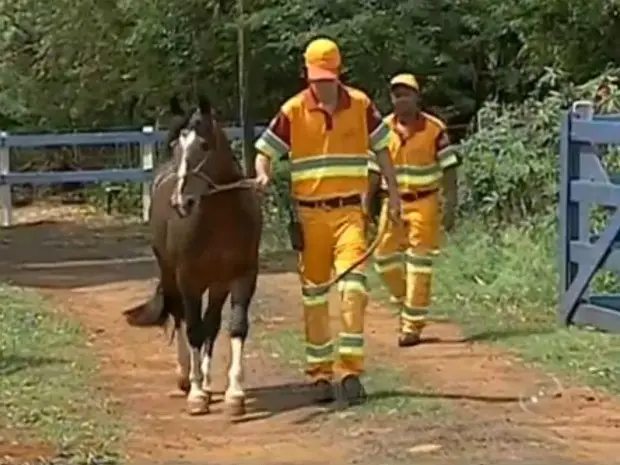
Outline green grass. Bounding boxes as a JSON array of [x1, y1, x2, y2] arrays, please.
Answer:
[[0, 284, 123, 463], [370, 218, 620, 393], [256, 328, 447, 420]]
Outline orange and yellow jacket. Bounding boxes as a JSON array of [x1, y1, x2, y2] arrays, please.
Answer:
[[368, 112, 459, 193], [255, 85, 391, 201]]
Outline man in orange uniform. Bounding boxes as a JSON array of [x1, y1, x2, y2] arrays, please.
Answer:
[[369, 73, 459, 347], [254, 38, 401, 405]]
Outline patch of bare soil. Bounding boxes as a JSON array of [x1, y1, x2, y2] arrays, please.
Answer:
[[256, 271, 620, 465], [0, 205, 356, 465], [0, 438, 55, 465]]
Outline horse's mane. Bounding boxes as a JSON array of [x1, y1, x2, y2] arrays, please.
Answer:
[[212, 121, 246, 178], [165, 114, 189, 159]]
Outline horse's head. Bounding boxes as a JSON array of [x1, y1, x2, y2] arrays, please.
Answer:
[[168, 95, 225, 216]]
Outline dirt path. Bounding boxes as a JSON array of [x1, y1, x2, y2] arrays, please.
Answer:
[[1, 206, 356, 465], [257, 272, 620, 464], [2, 205, 620, 465], [38, 280, 352, 465]]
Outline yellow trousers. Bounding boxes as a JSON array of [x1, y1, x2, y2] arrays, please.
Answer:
[[373, 192, 440, 334], [298, 205, 368, 381]]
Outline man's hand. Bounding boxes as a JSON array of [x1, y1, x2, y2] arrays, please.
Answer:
[[254, 154, 272, 192], [387, 189, 402, 225], [254, 172, 270, 191], [374, 148, 402, 224]]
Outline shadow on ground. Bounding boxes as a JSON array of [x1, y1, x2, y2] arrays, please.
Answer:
[[204, 380, 524, 426], [1, 219, 298, 290]]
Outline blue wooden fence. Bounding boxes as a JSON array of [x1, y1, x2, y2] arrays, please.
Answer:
[[0, 125, 265, 227], [559, 100, 620, 333]]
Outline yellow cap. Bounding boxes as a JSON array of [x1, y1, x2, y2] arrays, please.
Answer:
[[390, 73, 420, 91], [304, 38, 341, 80]]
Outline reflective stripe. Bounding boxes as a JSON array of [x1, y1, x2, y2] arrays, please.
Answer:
[[254, 128, 290, 159], [302, 284, 329, 307], [374, 252, 404, 273], [405, 252, 433, 274], [306, 341, 335, 363], [401, 305, 428, 322], [369, 120, 391, 152], [337, 271, 368, 294], [291, 154, 369, 182], [368, 151, 380, 173], [338, 333, 364, 356], [395, 164, 443, 187], [437, 146, 459, 169]]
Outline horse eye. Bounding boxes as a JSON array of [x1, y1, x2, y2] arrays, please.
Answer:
[[200, 141, 209, 151]]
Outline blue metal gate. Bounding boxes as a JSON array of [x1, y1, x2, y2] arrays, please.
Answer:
[[559, 100, 620, 332]]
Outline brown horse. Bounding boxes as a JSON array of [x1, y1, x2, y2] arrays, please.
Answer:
[[123, 95, 262, 416]]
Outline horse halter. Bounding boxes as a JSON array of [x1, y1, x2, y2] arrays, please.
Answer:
[[180, 155, 255, 196], [162, 133, 256, 203]]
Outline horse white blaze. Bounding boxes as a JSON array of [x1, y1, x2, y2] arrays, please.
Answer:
[[174, 129, 196, 206], [225, 337, 245, 400], [175, 322, 190, 383]]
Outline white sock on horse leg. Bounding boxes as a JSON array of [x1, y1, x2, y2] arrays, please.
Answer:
[[225, 337, 245, 399], [175, 322, 190, 381], [200, 346, 212, 392], [188, 347, 205, 399]]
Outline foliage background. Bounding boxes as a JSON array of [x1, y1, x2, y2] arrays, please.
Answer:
[[3, 0, 620, 268]]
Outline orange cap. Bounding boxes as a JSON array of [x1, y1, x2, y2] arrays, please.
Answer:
[[304, 38, 341, 81], [390, 73, 420, 91]]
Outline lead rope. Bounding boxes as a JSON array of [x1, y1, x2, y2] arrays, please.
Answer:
[[301, 200, 393, 291], [161, 185, 392, 344]]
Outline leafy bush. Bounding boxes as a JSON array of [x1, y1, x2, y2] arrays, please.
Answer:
[[458, 69, 620, 226]]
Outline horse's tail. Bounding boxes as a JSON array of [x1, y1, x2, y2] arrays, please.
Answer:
[[123, 283, 170, 327]]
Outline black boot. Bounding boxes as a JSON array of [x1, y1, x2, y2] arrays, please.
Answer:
[[311, 379, 335, 404], [398, 332, 422, 347], [338, 374, 367, 406]]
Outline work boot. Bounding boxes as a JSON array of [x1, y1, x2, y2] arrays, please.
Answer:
[[311, 379, 334, 404], [338, 374, 367, 406], [398, 331, 422, 347]]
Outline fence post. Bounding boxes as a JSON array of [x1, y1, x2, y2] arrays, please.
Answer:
[[141, 126, 154, 223], [0, 132, 11, 227]]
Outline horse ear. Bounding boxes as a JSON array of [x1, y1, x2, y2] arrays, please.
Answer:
[[197, 94, 212, 116], [169, 95, 185, 116]]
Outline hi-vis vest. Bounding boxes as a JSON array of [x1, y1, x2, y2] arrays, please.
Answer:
[[255, 86, 390, 201], [369, 112, 457, 193]]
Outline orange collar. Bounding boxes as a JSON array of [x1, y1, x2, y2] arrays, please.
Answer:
[[389, 112, 427, 140], [303, 84, 352, 112]]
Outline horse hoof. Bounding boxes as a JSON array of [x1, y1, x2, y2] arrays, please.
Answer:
[[187, 396, 209, 415], [167, 389, 187, 399], [225, 397, 246, 417]]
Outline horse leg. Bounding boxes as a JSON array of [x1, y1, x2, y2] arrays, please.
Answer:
[[174, 318, 190, 394], [200, 284, 229, 401], [224, 270, 258, 416], [182, 292, 209, 415], [157, 254, 190, 394]]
